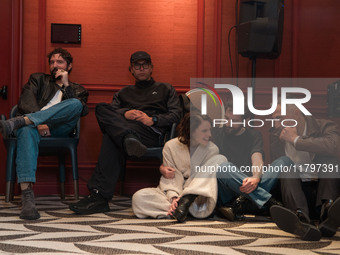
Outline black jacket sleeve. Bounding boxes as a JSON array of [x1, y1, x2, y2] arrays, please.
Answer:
[[110, 90, 130, 116], [18, 73, 43, 114], [153, 83, 182, 128], [64, 83, 89, 116]]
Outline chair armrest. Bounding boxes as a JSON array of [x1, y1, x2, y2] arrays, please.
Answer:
[[10, 105, 18, 118], [69, 118, 81, 138], [169, 122, 177, 139], [161, 122, 177, 145]]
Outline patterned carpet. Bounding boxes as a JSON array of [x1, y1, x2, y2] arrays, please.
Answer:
[[0, 196, 339, 255]]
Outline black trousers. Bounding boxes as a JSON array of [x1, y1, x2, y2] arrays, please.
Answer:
[[280, 174, 340, 217], [87, 103, 161, 199]]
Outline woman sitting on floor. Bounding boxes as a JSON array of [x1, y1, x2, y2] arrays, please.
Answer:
[[132, 112, 227, 222]]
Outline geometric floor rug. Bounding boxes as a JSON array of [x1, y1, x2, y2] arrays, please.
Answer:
[[0, 195, 339, 254]]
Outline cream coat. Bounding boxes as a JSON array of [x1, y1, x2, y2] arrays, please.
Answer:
[[132, 138, 227, 219]]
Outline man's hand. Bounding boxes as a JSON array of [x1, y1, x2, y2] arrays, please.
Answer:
[[124, 110, 143, 120], [37, 124, 51, 137], [135, 111, 153, 126], [279, 127, 298, 144], [124, 110, 153, 126], [240, 177, 260, 194], [167, 196, 180, 216], [55, 69, 69, 87], [160, 164, 176, 179]]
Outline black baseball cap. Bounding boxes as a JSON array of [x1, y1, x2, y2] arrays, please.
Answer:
[[130, 51, 151, 63]]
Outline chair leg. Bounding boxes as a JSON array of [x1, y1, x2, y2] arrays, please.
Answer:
[[119, 161, 127, 196], [10, 183, 15, 201], [5, 141, 16, 203], [74, 180, 79, 200], [120, 181, 124, 196], [59, 154, 66, 200], [60, 182, 65, 200], [70, 147, 79, 200], [5, 181, 13, 203]]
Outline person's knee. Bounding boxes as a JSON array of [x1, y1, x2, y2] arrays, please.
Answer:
[[219, 162, 235, 171], [274, 156, 294, 166], [95, 103, 109, 116], [132, 190, 147, 213], [67, 98, 83, 114], [216, 162, 237, 179], [132, 189, 144, 203], [17, 125, 39, 138]]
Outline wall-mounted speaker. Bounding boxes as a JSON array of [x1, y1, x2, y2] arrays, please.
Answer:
[[238, 0, 284, 59], [51, 23, 81, 44]]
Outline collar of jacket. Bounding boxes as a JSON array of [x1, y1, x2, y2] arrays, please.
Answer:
[[135, 77, 155, 88], [303, 116, 320, 138]]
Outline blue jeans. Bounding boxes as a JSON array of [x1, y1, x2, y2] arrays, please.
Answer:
[[217, 156, 293, 208], [16, 98, 83, 183]]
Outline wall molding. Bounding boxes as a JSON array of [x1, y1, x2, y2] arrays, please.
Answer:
[[82, 84, 190, 93]]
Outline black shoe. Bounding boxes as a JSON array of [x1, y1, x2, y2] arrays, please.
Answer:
[[255, 197, 283, 217], [270, 205, 321, 241], [69, 190, 110, 215], [319, 199, 333, 223], [172, 194, 198, 223], [218, 206, 244, 221], [0, 116, 25, 137], [218, 196, 249, 221], [264, 197, 283, 208], [123, 134, 147, 157], [319, 197, 340, 237]]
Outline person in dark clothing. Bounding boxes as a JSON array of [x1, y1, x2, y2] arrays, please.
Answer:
[[0, 48, 89, 220], [213, 101, 287, 221], [69, 51, 182, 215], [269, 102, 340, 241]]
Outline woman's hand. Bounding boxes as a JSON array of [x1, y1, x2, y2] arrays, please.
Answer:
[[167, 196, 180, 215], [160, 164, 176, 179]]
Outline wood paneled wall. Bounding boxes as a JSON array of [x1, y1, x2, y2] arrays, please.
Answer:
[[1, 0, 340, 196]]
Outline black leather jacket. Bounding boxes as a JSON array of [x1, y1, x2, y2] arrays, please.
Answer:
[[18, 73, 89, 116]]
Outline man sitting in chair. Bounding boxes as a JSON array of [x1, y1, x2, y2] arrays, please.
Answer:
[[69, 51, 182, 215], [0, 48, 89, 220]]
